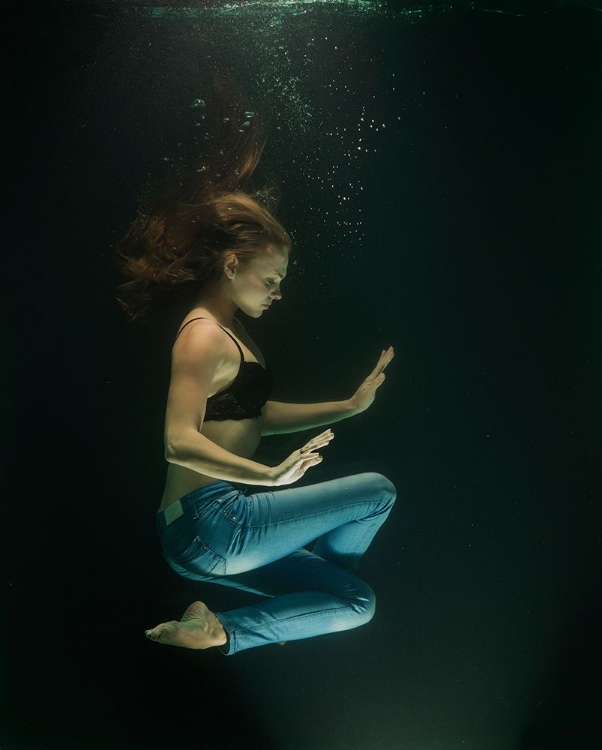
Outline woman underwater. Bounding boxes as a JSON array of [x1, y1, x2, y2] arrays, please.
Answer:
[[115, 81, 396, 656]]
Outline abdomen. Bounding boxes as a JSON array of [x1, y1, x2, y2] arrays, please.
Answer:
[[159, 418, 263, 509]]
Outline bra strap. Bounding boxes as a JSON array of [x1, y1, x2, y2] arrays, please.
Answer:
[[174, 317, 244, 362]]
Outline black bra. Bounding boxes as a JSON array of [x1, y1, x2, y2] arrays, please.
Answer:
[[174, 317, 273, 421]]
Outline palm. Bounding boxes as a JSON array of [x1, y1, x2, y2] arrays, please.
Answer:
[[351, 346, 394, 412], [272, 429, 334, 487]]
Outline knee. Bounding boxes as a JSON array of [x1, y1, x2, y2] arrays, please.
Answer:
[[364, 472, 397, 509], [350, 581, 376, 627]]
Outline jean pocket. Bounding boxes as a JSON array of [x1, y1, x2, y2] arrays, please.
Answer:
[[165, 530, 221, 570], [212, 495, 247, 525]]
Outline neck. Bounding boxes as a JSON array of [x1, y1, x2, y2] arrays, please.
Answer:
[[190, 281, 238, 328]]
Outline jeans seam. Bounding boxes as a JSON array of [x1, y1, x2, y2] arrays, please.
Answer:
[[245, 499, 386, 528], [231, 605, 353, 636]]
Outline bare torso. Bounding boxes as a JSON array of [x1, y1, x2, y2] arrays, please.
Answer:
[[159, 419, 263, 510], [158, 314, 266, 512]]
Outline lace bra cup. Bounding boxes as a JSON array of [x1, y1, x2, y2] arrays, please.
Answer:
[[174, 317, 273, 422], [205, 360, 273, 420]]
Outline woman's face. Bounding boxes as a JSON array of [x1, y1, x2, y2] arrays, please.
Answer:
[[226, 246, 289, 318]]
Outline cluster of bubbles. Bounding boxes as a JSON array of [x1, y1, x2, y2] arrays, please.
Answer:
[[135, 0, 406, 269], [122, 1, 451, 22], [191, 99, 256, 132]]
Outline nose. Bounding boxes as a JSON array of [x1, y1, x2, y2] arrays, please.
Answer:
[[271, 285, 282, 300]]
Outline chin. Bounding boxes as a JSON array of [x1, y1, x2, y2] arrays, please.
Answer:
[[240, 307, 264, 319], [239, 301, 269, 318]]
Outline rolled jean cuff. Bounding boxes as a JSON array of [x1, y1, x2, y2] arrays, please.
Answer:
[[214, 612, 236, 656]]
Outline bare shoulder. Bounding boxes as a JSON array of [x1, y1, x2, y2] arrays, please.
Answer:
[[172, 318, 230, 367]]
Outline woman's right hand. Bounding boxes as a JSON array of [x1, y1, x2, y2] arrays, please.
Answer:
[[268, 429, 335, 487]]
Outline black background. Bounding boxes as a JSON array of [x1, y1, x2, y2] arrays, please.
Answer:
[[3, 1, 601, 748]]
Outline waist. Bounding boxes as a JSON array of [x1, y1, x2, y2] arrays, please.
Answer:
[[161, 421, 262, 507], [157, 480, 248, 529]]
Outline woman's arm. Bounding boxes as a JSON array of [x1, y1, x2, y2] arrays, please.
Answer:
[[260, 346, 395, 436], [164, 321, 337, 486], [260, 399, 359, 436], [164, 321, 275, 485], [167, 429, 275, 484]]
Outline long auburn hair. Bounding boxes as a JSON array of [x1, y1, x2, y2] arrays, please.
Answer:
[[115, 78, 291, 322]]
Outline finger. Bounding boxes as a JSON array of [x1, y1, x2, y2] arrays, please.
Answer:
[[304, 428, 332, 443], [300, 441, 329, 457], [367, 350, 392, 379], [303, 454, 323, 469], [312, 434, 335, 448], [379, 346, 395, 369], [313, 429, 334, 443], [296, 455, 323, 477], [366, 358, 383, 379], [302, 430, 334, 451], [307, 453, 322, 463]]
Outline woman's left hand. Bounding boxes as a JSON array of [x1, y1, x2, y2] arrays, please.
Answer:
[[349, 346, 395, 414]]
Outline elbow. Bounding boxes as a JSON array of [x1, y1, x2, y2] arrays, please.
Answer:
[[164, 437, 184, 465], [164, 424, 206, 465], [164, 443, 178, 464]]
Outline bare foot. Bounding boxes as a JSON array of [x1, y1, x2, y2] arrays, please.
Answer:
[[145, 601, 227, 650]]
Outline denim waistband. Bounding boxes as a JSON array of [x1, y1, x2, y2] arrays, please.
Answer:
[[156, 481, 247, 530]]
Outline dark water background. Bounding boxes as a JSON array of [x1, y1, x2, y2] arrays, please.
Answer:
[[3, 1, 601, 748]]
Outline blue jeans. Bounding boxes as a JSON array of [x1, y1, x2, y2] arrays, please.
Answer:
[[156, 471, 396, 655]]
